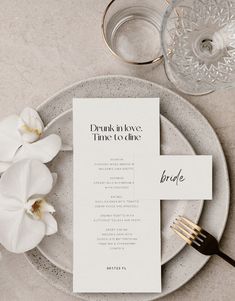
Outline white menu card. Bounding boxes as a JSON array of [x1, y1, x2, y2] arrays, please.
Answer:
[[73, 98, 213, 293], [73, 98, 161, 293]]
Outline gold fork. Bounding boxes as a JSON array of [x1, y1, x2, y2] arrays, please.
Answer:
[[171, 216, 235, 267]]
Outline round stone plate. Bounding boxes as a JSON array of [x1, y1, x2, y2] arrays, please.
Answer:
[[25, 75, 229, 301], [37, 108, 203, 273]]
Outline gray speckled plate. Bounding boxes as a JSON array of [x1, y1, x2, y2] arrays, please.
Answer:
[[37, 108, 203, 273], [25, 75, 230, 301]]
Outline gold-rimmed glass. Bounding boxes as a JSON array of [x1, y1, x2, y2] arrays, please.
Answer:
[[102, 0, 169, 65]]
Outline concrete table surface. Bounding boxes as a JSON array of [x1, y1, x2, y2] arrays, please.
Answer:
[[0, 1, 234, 300]]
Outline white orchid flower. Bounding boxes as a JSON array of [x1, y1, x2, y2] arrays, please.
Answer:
[[0, 159, 58, 253], [0, 107, 61, 173]]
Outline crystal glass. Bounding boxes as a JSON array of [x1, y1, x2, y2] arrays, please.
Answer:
[[102, 0, 168, 65], [161, 0, 235, 95]]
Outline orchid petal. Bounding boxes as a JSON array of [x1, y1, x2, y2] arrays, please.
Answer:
[[25, 160, 53, 200], [0, 159, 31, 202], [14, 134, 61, 163], [18, 108, 44, 143], [43, 212, 58, 235], [0, 194, 22, 211], [0, 159, 53, 202], [41, 201, 55, 214], [0, 209, 45, 253], [0, 115, 22, 161]]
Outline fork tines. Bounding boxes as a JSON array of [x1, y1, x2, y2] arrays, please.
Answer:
[[171, 216, 204, 246], [171, 216, 235, 266]]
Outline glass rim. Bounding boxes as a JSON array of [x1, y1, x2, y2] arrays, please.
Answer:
[[160, 1, 177, 63], [101, 0, 164, 65]]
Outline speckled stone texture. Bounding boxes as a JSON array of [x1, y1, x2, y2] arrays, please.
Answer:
[[0, 1, 234, 301]]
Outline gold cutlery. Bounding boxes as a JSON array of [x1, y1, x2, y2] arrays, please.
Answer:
[[171, 216, 235, 267]]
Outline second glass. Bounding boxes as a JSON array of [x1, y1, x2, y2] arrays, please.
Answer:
[[161, 0, 235, 95]]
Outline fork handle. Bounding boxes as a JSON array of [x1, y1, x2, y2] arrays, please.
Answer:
[[217, 251, 235, 267]]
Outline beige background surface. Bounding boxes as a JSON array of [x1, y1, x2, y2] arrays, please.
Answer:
[[0, 1, 234, 300]]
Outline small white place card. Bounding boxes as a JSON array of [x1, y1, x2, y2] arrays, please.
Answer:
[[73, 98, 161, 293], [156, 156, 212, 200], [132, 155, 212, 201]]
